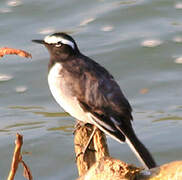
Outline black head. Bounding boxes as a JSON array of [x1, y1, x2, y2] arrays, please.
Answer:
[[32, 32, 80, 60]]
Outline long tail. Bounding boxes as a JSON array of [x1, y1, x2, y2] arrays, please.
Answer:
[[88, 113, 156, 169], [121, 127, 157, 169]]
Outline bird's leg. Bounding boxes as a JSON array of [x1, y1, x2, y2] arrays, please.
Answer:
[[83, 125, 97, 153], [73, 120, 84, 135], [75, 125, 97, 161]]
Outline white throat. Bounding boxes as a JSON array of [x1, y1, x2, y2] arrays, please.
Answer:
[[48, 63, 91, 124]]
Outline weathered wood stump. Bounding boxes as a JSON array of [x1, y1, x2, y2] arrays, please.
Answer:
[[74, 123, 109, 176], [74, 122, 182, 180]]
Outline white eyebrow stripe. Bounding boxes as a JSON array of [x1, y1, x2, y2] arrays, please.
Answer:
[[44, 35, 75, 49]]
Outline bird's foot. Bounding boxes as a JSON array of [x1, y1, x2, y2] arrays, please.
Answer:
[[73, 121, 92, 135], [75, 126, 97, 161]]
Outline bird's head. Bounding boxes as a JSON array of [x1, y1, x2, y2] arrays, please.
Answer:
[[32, 32, 79, 60]]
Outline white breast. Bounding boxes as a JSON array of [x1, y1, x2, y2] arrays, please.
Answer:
[[48, 63, 91, 123]]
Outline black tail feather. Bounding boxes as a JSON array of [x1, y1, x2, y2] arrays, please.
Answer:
[[121, 127, 157, 169]]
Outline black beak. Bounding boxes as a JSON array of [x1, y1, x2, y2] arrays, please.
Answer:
[[32, 39, 45, 44]]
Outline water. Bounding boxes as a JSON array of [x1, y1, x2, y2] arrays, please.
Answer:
[[0, 0, 182, 179]]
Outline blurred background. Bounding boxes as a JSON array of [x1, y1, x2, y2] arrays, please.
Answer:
[[0, 0, 182, 179]]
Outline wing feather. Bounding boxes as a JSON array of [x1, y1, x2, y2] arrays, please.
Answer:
[[62, 54, 133, 131]]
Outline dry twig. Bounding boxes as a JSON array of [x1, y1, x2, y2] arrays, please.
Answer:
[[0, 47, 32, 58], [7, 133, 23, 180], [7, 133, 33, 180]]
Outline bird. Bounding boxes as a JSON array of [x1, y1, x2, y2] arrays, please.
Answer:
[[32, 32, 156, 169]]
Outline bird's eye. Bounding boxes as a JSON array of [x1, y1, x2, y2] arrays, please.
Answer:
[[55, 41, 62, 47]]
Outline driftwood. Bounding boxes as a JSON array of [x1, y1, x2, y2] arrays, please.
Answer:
[[5, 121, 182, 180], [74, 123, 182, 180]]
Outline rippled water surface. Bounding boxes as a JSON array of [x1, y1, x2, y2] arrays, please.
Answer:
[[0, 0, 182, 179]]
